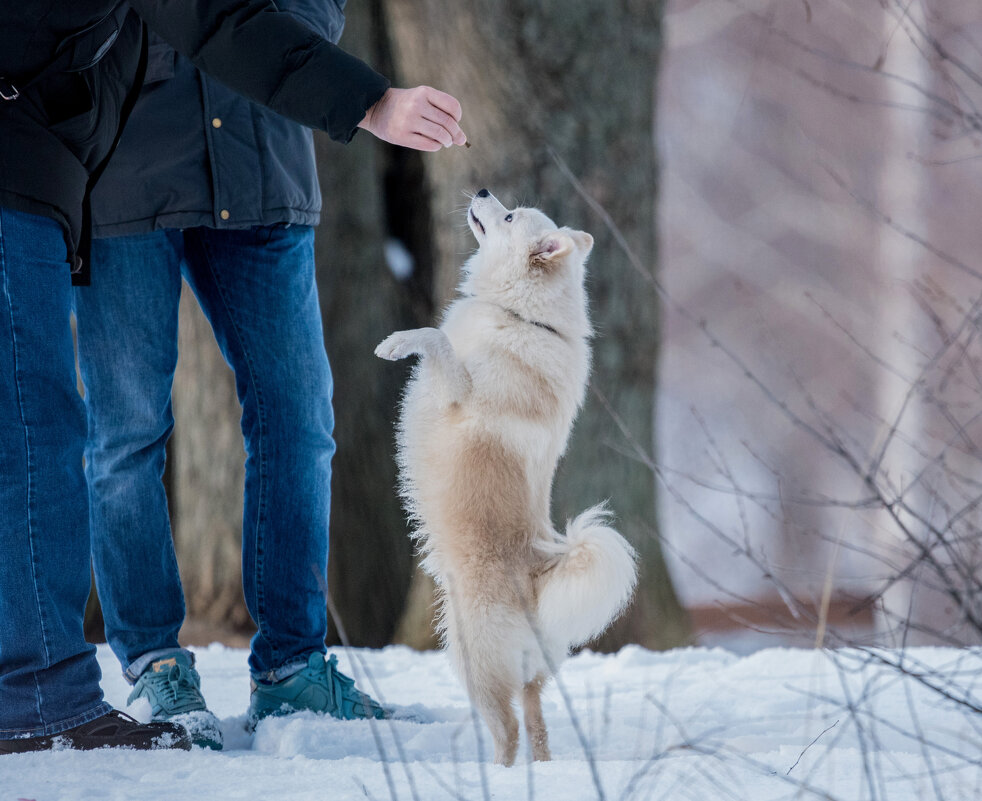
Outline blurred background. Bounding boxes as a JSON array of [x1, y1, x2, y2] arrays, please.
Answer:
[[659, 0, 982, 652], [87, 0, 982, 655]]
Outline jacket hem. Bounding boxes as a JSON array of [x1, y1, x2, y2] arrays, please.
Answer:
[[92, 207, 321, 239]]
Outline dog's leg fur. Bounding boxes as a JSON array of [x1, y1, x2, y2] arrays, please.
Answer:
[[375, 327, 471, 407], [451, 613, 521, 766], [522, 675, 551, 761], [456, 646, 520, 766], [479, 680, 520, 766]]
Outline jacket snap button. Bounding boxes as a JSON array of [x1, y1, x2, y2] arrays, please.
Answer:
[[220, 209, 230, 221], [212, 118, 222, 128]]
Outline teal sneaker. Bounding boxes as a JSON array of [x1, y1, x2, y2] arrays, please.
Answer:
[[128, 652, 223, 750], [247, 653, 386, 730]]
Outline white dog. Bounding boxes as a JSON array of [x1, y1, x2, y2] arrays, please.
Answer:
[[375, 189, 638, 766]]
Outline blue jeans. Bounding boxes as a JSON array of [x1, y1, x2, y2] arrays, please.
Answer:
[[0, 208, 112, 738], [73, 225, 335, 682]]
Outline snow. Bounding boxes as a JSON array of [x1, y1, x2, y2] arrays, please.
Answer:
[[3, 643, 982, 800], [384, 237, 415, 281]]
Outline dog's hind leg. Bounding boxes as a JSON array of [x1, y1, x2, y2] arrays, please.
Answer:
[[375, 327, 471, 406], [521, 675, 551, 761], [455, 636, 521, 766], [474, 680, 520, 766]]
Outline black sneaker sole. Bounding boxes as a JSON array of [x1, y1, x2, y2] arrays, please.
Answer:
[[0, 710, 192, 753]]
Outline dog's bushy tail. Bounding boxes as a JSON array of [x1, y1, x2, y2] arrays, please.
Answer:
[[535, 504, 638, 649]]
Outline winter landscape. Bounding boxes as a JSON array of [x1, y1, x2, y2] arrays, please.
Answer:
[[6, 2, 982, 799], [2, 642, 981, 801]]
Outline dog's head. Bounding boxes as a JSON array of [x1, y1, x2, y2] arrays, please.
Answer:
[[463, 189, 594, 300]]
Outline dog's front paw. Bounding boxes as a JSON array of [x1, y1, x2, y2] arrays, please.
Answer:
[[375, 330, 423, 361]]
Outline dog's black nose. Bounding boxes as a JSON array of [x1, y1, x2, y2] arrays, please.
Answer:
[[476, 188, 490, 198]]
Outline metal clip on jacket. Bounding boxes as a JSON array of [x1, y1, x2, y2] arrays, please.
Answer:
[[0, 77, 20, 101]]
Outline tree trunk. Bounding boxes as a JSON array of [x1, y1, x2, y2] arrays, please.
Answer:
[[871, 1, 981, 646], [384, 0, 689, 650], [166, 0, 689, 651]]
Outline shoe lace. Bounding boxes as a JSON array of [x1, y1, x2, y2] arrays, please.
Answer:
[[323, 655, 383, 718], [130, 664, 204, 716]]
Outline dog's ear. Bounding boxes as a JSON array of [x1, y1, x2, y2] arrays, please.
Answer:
[[530, 232, 574, 267], [569, 230, 594, 256], [530, 229, 594, 269]]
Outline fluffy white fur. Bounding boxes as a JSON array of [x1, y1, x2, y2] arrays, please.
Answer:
[[376, 190, 638, 766]]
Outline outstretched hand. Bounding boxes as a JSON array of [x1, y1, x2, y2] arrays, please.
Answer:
[[359, 86, 467, 151]]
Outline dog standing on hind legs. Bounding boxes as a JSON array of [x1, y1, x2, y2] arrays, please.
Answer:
[[376, 189, 638, 766]]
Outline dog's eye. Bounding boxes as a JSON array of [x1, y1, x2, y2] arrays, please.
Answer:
[[504, 214, 513, 222]]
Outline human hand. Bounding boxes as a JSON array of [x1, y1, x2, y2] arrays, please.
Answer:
[[358, 87, 467, 151]]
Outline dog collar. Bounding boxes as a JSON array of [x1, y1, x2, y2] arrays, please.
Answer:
[[487, 301, 563, 339], [509, 309, 562, 339]]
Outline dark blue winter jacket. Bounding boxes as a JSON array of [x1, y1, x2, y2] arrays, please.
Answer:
[[91, 0, 348, 237], [0, 0, 388, 277]]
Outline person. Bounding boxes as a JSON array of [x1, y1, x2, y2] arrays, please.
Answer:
[[72, 0, 436, 750], [0, 0, 465, 754]]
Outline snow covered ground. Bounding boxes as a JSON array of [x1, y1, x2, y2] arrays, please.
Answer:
[[3, 643, 982, 800]]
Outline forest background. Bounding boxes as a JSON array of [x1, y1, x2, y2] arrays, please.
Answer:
[[85, 0, 982, 658]]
